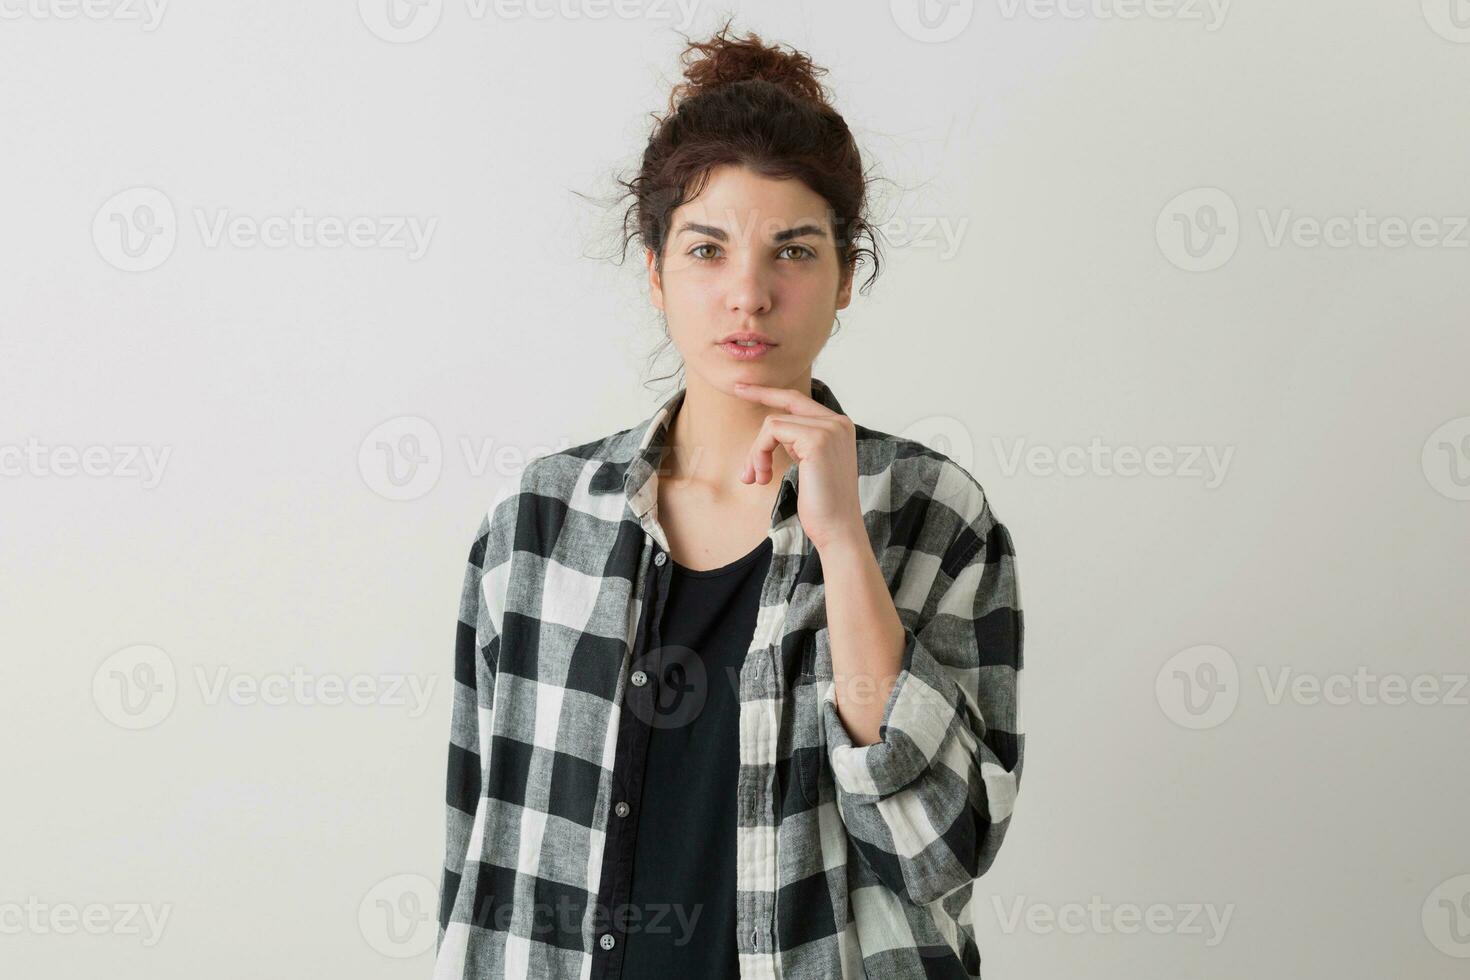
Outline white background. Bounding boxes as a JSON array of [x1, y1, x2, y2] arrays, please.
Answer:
[[2, 1, 1468, 977]]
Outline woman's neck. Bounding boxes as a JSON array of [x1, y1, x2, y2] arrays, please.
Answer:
[[661, 373, 810, 492]]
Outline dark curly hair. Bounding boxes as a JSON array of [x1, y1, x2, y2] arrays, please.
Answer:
[[613, 18, 883, 390]]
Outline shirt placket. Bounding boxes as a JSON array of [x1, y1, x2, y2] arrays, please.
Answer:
[[736, 477, 804, 980], [590, 427, 804, 979], [589, 535, 672, 979]]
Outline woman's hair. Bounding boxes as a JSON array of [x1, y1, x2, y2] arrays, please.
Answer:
[[615, 19, 883, 389]]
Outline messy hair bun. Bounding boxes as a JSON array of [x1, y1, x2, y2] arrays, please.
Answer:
[[665, 22, 833, 115], [617, 19, 882, 327]]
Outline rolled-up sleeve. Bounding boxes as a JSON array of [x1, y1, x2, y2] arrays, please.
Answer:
[[819, 493, 1023, 907]]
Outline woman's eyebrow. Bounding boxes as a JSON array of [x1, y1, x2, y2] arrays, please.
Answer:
[[773, 223, 828, 242], [675, 221, 829, 242]]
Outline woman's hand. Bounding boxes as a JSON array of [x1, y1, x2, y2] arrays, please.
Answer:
[[732, 381, 867, 554]]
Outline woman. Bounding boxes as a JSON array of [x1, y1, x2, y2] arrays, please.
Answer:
[[434, 22, 1023, 980]]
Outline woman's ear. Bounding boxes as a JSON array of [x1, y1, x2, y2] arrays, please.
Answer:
[[835, 263, 854, 311], [646, 247, 664, 311]]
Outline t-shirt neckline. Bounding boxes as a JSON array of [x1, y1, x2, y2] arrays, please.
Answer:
[[670, 536, 773, 579]]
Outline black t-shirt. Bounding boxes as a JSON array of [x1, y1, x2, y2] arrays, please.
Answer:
[[618, 534, 774, 980]]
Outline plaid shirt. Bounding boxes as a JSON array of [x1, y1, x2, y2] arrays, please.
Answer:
[[434, 376, 1024, 979]]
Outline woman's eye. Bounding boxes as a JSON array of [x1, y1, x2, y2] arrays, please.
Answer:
[[688, 243, 813, 262]]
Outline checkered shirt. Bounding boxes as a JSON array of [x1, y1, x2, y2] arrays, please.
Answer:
[[434, 376, 1024, 979]]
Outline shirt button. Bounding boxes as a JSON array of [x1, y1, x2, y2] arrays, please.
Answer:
[[599, 933, 616, 950], [630, 670, 648, 687], [615, 801, 630, 817], [654, 551, 667, 566]]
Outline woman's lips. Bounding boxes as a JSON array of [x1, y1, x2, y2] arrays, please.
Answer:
[[718, 341, 776, 360]]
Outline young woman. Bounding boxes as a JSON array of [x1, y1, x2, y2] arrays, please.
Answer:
[[434, 22, 1024, 980]]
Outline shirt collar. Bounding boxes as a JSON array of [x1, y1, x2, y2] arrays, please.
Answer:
[[589, 376, 846, 527]]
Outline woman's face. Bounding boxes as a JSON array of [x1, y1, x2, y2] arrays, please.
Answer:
[[647, 163, 853, 393]]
